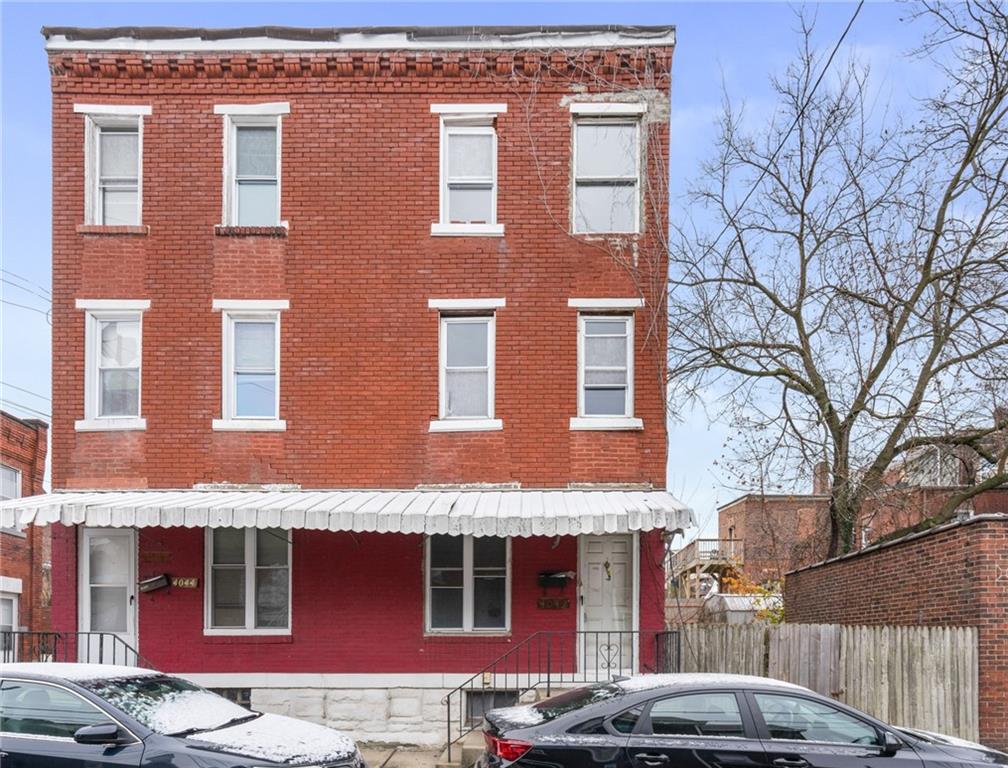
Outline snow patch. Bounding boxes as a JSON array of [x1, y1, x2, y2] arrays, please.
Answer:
[[114, 688, 250, 735], [0, 663, 158, 682], [190, 712, 357, 763], [488, 704, 546, 727], [616, 673, 807, 692]]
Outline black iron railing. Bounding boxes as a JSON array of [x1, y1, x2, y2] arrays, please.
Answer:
[[444, 630, 679, 761], [1, 631, 152, 668]]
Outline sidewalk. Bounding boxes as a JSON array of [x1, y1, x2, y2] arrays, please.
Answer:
[[359, 745, 444, 768]]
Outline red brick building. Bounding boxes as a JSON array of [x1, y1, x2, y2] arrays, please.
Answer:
[[0, 411, 50, 644], [785, 514, 1008, 751], [0, 25, 691, 743]]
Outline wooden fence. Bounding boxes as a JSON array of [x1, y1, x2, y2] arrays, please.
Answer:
[[679, 623, 979, 741]]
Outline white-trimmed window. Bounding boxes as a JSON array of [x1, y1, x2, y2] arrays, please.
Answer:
[[429, 298, 504, 433], [426, 535, 509, 633], [571, 103, 645, 234], [431, 104, 506, 237], [75, 105, 151, 226], [569, 298, 644, 430], [215, 103, 289, 227], [75, 299, 149, 432], [213, 299, 288, 432], [1, 465, 22, 536], [205, 528, 290, 634]]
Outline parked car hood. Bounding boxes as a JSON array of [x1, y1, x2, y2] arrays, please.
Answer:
[[186, 712, 358, 765], [899, 727, 1008, 764]]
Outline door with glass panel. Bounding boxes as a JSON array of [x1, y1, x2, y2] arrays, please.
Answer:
[[79, 528, 136, 664]]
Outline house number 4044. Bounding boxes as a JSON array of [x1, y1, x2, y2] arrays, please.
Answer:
[[171, 577, 199, 589]]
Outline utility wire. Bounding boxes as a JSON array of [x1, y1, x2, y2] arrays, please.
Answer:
[[1, 278, 52, 303], [0, 299, 51, 319], [0, 399, 51, 419], [0, 381, 51, 402], [1, 269, 50, 296]]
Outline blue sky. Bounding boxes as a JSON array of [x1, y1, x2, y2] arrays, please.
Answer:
[[0, 1, 932, 535]]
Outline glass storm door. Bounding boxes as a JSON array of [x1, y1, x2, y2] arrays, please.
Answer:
[[79, 528, 137, 664], [580, 534, 635, 677]]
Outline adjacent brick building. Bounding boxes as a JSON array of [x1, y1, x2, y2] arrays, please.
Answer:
[[785, 514, 1008, 751], [0, 411, 50, 644], [0, 25, 692, 744]]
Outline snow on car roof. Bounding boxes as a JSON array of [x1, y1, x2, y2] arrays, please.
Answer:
[[0, 662, 160, 682], [616, 673, 808, 692]]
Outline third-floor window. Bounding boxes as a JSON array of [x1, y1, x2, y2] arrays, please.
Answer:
[[215, 103, 289, 227], [75, 104, 151, 227]]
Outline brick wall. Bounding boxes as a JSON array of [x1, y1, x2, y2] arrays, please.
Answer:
[[0, 411, 50, 632], [784, 515, 1008, 750], [48, 46, 671, 493]]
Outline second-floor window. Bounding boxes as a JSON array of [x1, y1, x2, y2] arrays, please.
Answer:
[[1, 464, 22, 536], [441, 315, 494, 420], [75, 104, 151, 226], [579, 314, 633, 418], [76, 299, 149, 431], [215, 103, 289, 227]]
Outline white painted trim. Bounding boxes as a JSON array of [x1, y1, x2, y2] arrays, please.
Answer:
[[82, 114, 145, 226], [178, 672, 487, 689], [570, 102, 647, 115], [429, 418, 503, 433], [567, 298, 644, 310], [76, 299, 151, 311], [204, 528, 292, 634], [214, 102, 290, 116], [74, 104, 152, 116], [430, 223, 505, 237], [577, 533, 640, 673], [0, 576, 23, 594], [75, 417, 147, 432], [571, 116, 642, 235], [428, 298, 505, 311], [45, 30, 677, 53], [430, 103, 507, 115], [79, 528, 137, 654], [569, 416, 643, 431], [212, 299, 290, 311], [438, 314, 496, 422], [424, 535, 511, 633], [220, 112, 283, 226], [212, 418, 287, 432]]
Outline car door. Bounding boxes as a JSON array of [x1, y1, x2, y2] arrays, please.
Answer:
[[0, 678, 144, 768], [745, 691, 923, 768], [624, 690, 768, 768]]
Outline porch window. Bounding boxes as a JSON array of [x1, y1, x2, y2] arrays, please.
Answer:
[[427, 535, 509, 632], [206, 528, 290, 634]]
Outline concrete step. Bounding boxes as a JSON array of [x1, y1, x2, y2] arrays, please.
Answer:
[[437, 730, 486, 768]]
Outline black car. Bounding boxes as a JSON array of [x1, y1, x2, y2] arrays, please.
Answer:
[[0, 662, 365, 767], [479, 673, 1008, 768]]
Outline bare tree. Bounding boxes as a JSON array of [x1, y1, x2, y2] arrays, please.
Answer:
[[668, 1, 1008, 556]]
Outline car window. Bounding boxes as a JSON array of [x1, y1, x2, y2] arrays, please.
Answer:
[[531, 683, 625, 722], [647, 692, 745, 737], [0, 679, 109, 738], [753, 693, 880, 745], [611, 705, 644, 734]]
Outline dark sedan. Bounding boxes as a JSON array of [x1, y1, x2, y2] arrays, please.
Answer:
[[0, 662, 365, 767], [479, 673, 1007, 768]]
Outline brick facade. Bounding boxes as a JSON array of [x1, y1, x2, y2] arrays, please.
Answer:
[[0, 411, 50, 633], [784, 515, 1008, 750]]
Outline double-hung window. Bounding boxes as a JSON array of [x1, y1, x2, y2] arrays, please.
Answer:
[[76, 299, 149, 432], [429, 298, 504, 432], [570, 298, 644, 430], [206, 528, 290, 634], [431, 104, 506, 236], [215, 103, 289, 227], [75, 104, 150, 226], [427, 535, 509, 633], [213, 300, 288, 431], [571, 103, 645, 234], [1, 464, 22, 536]]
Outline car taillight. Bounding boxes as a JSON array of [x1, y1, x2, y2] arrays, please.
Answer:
[[483, 732, 533, 762]]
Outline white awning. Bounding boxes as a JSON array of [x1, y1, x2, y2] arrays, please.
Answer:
[[0, 489, 693, 538]]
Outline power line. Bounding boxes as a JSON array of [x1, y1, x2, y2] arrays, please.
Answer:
[[0, 381, 50, 402], [0, 399, 51, 420], [1, 278, 52, 303], [1, 269, 50, 297], [0, 299, 52, 321], [708, 0, 865, 251]]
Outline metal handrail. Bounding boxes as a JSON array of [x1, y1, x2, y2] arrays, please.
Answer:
[[443, 629, 678, 762], [0, 630, 154, 669]]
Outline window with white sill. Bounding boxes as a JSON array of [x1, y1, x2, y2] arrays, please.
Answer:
[[578, 314, 634, 418], [226, 315, 279, 420], [206, 528, 290, 633], [427, 535, 509, 632], [440, 315, 494, 421], [1, 464, 21, 536], [573, 119, 641, 234], [215, 103, 288, 228], [77, 303, 148, 431]]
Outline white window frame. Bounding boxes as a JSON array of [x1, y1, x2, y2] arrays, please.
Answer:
[[428, 298, 504, 433], [571, 309, 643, 431], [424, 535, 511, 634], [430, 103, 506, 237], [571, 107, 643, 235], [75, 299, 149, 432], [203, 528, 292, 636], [215, 103, 289, 228], [212, 299, 288, 432], [76, 105, 150, 227], [0, 465, 23, 536]]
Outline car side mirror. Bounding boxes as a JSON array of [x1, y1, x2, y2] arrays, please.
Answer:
[[74, 722, 123, 745], [880, 731, 903, 755]]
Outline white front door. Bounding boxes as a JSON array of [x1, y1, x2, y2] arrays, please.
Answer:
[[79, 528, 137, 664], [580, 534, 635, 677], [0, 591, 18, 661]]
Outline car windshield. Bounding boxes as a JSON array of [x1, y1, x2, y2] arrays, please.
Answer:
[[532, 683, 625, 721], [80, 675, 256, 736]]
